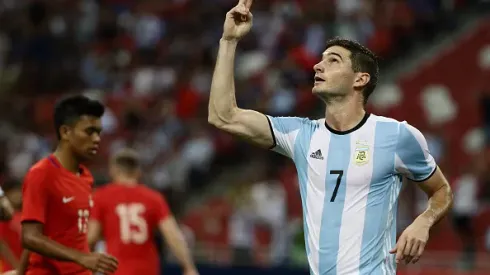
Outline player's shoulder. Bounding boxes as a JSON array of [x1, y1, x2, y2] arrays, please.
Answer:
[[370, 114, 427, 145], [369, 113, 405, 125], [136, 185, 164, 199], [369, 114, 419, 132], [26, 157, 55, 177]]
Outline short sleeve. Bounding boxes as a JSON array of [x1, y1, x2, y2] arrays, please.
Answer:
[[266, 116, 307, 158], [395, 122, 437, 182], [90, 190, 104, 223], [155, 194, 171, 223], [21, 168, 49, 224]]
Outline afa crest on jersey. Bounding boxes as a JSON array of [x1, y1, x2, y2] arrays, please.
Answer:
[[354, 141, 369, 165]]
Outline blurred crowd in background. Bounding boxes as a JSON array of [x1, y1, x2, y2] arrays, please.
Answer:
[[0, 0, 490, 273]]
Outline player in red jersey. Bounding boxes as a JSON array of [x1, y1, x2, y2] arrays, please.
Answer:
[[20, 95, 118, 275], [88, 149, 198, 275]]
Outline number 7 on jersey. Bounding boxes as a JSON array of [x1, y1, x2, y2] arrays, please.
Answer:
[[329, 170, 344, 202]]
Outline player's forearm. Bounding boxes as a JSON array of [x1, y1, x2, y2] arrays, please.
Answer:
[[208, 38, 240, 126], [17, 250, 30, 275], [0, 241, 19, 269], [22, 234, 85, 264], [166, 231, 196, 271], [417, 184, 453, 227]]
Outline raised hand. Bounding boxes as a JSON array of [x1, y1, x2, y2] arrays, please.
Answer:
[[222, 0, 253, 41], [77, 252, 118, 274]]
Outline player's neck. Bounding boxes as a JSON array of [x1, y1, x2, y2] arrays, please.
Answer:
[[115, 178, 138, 186], [324, 94, 366, 133], [53, 147, 80, 174]]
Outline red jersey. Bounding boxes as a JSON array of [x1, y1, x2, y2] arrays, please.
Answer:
[[91, 184, 170, 275], [21, 155, 94, 275], [0, 212, 22, 272]]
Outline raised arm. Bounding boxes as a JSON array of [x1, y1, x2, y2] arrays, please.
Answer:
[[208, 0, 273, 149]]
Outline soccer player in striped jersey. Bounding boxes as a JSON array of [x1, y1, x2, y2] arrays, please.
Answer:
[[208, 0, 454, 274]]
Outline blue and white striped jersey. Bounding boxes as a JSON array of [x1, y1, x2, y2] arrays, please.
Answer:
[[266, 113, 436, 275]]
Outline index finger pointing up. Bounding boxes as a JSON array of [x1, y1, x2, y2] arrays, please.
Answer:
[[239, 0, 253, 9]]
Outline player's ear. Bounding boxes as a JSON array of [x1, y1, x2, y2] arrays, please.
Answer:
[[353, 72, 370, 90], [59, 125, 71, 140]]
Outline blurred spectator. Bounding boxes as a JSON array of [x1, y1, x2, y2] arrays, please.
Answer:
[[451, 163, 480, 269], [250, 179, 287, 265], [228, 181, 255, 266]]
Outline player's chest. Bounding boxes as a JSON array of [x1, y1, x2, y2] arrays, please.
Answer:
[[304, 135, 394, 184], [49, 177, 93, 215]]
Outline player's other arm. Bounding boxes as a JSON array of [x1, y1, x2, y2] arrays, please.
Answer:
[[391, 122, 453, 264], [155, 195, 197, 275], [87, 192, 103, 252], [15, 249, 29, 275], [0, 240, 19, 269], [208, 0, 274, 149], [158, 216, 197, 275], [23, 221, 112, 268], [87, 220, 102, 251], [415, 169, 453, 228]]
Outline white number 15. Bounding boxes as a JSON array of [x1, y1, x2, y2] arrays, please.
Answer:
[[115, 203, 148, 244]]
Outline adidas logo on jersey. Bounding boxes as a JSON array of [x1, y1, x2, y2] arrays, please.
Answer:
[[310, 149, 324, 160]]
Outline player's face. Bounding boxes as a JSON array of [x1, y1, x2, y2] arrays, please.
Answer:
[[64, 115, 102, 161], [312, 46, 357, 99]]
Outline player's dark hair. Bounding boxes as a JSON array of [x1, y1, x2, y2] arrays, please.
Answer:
[[111, 148, 140, 174], [325, 37, 379, 104], [53, 95, 105, 140]]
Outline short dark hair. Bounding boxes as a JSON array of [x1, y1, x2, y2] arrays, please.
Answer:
[[325, 37, 379, 104], [54, 95, 105, 140], [111, 148, 140, 174]]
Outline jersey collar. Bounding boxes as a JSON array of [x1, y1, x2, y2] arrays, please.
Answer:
[[48, 154, 85, 176], [324, 113, 370, 135]]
